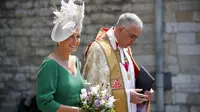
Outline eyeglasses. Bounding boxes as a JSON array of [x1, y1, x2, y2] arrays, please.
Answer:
[[122, 27, 138, 40]]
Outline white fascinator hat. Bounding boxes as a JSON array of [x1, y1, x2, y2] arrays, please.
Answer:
[[51, 0, 85, 42]]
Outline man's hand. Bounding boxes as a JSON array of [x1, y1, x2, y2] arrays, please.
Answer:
[[130, 89, 148, 104], [144, 89, 154, 101]]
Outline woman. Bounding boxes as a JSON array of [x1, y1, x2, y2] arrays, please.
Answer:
[[36, 0, 85, 112]]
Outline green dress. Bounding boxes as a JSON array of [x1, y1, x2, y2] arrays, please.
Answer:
[[36, 57, 84, 112]]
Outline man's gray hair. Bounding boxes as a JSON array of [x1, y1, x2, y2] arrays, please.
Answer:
[[116, 13, 143, 29]]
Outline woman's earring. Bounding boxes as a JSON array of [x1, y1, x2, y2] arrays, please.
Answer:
[[57, 42, 60, 47]]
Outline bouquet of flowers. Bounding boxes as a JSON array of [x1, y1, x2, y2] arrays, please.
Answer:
[[79, 84, 116, 112]]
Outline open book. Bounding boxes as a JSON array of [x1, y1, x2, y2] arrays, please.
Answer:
[[135, 66, 155, 93]]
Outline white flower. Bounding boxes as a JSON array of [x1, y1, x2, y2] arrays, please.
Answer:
[[100, 109, 106, 112], [100, 99, 105, 105], [105, 101, 113, 108], [80, 93, 87, 100], [95, 85, 100, 90], [108, 96, 116, 103], [101, 89, 107, 97], [83, 101, 87, 104], [105, 96, 115, 108], [81, 88, 87, 94], [91, 86, 98, 95]]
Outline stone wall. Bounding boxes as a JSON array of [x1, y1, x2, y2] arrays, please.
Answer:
[[0, 0, 55, 111], [163, 0, 200, 112], [0, 0, 200, 112]]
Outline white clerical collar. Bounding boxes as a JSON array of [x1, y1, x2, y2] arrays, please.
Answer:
[[106, 27, 118, 50]]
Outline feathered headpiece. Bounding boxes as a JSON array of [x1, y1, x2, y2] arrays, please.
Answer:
[[51, 0, 85, 42]]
